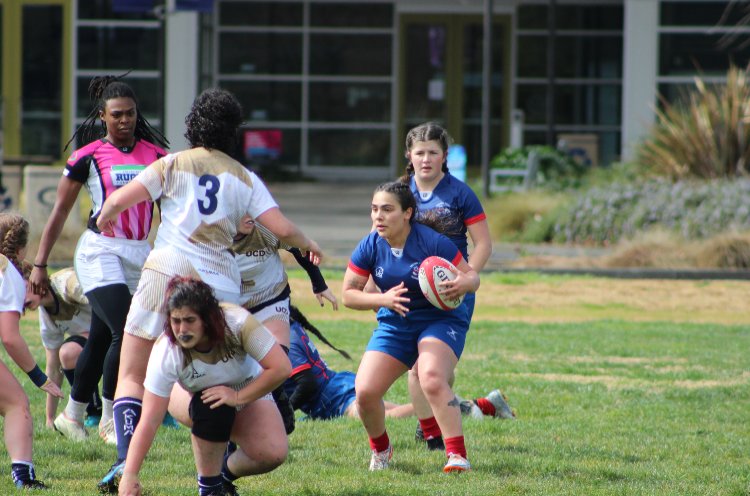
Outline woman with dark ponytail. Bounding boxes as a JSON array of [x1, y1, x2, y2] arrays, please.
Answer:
[[29, 74, 168, 444], [399, 122, 493, 452]]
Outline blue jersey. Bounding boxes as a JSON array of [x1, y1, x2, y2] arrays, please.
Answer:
[[410, 174, 486, 259], [283, 321, 356, 419], [284, 321, 333, 408], [348, 223, 462, 315]]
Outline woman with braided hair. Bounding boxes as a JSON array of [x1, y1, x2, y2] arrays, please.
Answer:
[[29, 74, 169, 444], [0, 213, 63, 489]]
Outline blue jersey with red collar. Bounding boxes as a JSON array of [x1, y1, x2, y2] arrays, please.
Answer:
[[409, 173, 486, 259], [348, 223, 462, 315]]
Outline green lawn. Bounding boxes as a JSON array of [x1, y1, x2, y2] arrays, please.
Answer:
[[2, 272, 749, 495]]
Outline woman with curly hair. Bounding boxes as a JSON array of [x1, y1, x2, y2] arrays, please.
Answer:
[[29, 74, 168, 445], [0, 213, 63, 489], [95, 87, 322, 493], [118, 277, 289, 496]]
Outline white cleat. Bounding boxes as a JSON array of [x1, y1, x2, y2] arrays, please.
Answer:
[[369, 445, 393, 471], [53, 412, 88, 441]]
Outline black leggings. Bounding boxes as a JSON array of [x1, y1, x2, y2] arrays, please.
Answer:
[[71, 284, 132, 402]]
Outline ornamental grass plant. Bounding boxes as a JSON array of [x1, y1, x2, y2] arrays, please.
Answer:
[[637, 65, 750, 179]]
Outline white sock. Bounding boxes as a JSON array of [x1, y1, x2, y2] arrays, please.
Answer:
[[101, 398, 114, 424], [64, 397, 88, 423]]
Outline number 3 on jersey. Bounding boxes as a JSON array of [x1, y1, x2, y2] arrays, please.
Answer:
[[198, 174, 220, 215]]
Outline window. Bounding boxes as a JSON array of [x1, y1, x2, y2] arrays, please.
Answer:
[[515, 2, 623, 166], [657, 1, 750, 106], [74, 6, 164, 142], [215, 0, 394, 171]]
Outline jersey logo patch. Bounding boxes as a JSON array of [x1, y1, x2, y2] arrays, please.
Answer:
[[110, 164, 146, 187], [375, 267, 384, 278]]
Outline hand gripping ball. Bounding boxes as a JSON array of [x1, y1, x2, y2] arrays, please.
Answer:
[[418, 256, 464, 310]]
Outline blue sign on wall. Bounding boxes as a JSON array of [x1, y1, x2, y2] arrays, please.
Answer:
[[112, 0, 154, 13], [176, 0, 214, 12]]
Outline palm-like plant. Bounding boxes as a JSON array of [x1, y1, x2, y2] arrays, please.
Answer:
[[638, 65, 750, 179]]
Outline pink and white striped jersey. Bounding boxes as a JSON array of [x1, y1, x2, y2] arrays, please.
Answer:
[[65, 138, 166, 240]]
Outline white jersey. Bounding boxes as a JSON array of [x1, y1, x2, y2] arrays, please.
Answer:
[[0, 255, 25, 314], [233, 222, 290, 307], [136, 148, 277, 292], [144, 303, 277, 398], [39, 268, 91, 350]]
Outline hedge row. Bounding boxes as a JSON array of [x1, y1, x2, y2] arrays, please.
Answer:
[[551, 179, 750, 244]]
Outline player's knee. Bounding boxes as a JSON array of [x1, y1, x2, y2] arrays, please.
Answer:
[[417, 370, 448, 398], [59, 343, 82, 369], [189, 391, 235, 443], [355, 387, 380, 411]]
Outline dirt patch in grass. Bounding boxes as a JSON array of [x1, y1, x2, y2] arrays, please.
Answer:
[[290, 275, 750, 325], [510, 371, 750, 392]]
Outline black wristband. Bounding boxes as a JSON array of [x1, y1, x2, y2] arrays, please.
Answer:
[[26, 365, 48, 387], [33, 263, 47, 269]]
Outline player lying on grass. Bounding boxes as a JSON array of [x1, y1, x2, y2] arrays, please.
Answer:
[[284, 305, 515, 421]]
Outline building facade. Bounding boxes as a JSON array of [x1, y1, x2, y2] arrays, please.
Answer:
[[1, 0, 748, 180]]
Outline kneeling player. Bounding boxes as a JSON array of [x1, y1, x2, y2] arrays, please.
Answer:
[[23, 267, 102, 429], [118, 277, 290, 496]]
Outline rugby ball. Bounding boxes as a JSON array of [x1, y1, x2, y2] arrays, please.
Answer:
[[418, 256, 464, 310]]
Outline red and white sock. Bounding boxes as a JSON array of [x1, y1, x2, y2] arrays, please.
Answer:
[[444, 436, 467, 458], [368, 431, 390, 453], [475, 397, 496, 417]]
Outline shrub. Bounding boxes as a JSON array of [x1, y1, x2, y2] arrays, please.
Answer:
[[485, 191, 570, 242], [491, 145, 587, 189], [552, 178, 750, 245], [693, 232, 750, 268], [637, 65, 750, 179]]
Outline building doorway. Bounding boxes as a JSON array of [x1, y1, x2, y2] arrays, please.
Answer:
[[0, 0, 70, 164], [399, 14, 510, 171]]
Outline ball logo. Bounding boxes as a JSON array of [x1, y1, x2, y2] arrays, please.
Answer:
[[418, 256, 464, 311]]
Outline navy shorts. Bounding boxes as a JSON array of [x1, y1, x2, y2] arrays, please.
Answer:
[[366, 305, 470, 368]]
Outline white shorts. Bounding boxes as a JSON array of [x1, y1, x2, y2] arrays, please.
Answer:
[[249, 297, 290, 325], [125, 248, 241, 340], [74, 230, 150, 294]]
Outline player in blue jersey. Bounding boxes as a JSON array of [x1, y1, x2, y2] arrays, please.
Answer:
[[284, 305, 513, 422], [399, 122, 495, 450], [342, 181, 479, 474]]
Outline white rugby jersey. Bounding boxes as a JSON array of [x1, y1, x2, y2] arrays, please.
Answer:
[[233, 222, 290, 308], [39, 268, 91, 350], [0, 255, 25, 314], [144, 303, 277, 398], [136, 148, 277, 293]]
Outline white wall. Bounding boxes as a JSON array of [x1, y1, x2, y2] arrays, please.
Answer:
[[165, 8, 200, 152], [621, 0, 659, 161]]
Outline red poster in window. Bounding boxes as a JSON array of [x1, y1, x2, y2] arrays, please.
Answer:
[[243, 130, 282, 163]]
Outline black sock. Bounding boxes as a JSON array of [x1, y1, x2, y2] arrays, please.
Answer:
[[221, 456, 238, 483], [11, 461, 35, 485], [198, 474, 223, 496], [63, 368, 76, 387]]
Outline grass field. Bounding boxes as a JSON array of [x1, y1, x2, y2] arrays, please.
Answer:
[[1, 270, 748, 495]]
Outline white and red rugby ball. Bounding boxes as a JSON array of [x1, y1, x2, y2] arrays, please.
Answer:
[[418, 256, 464, 310]]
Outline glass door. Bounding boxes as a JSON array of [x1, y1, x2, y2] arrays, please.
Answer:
[[399, 14, 510, 169], [0, 0, 69, 163]]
